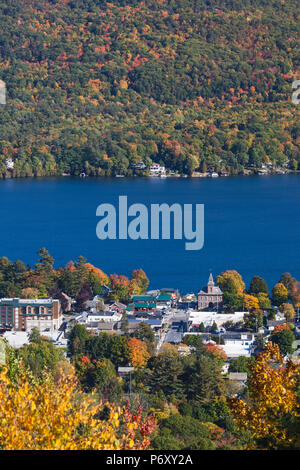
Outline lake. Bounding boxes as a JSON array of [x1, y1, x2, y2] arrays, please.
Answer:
[[0, 174, 299, 294]]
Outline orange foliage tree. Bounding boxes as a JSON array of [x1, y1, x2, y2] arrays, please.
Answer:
[[128, 337, 150, 368], [204, 342, 227, 361], [84, 263, 109, 285]]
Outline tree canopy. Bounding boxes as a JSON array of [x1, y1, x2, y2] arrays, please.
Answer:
[[0, 0, 299, 178]]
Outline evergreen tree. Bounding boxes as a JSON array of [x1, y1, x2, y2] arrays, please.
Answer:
[[184, 355, 226, 405], [249, 276, 269, 295]]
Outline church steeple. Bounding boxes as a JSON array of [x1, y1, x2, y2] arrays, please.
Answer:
[[207, 273, 214, 293]]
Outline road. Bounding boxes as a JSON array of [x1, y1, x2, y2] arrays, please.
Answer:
[[156, 309, 190, 352]]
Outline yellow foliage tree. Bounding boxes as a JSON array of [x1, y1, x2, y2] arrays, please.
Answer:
[[0, 365, 150, 450], [228, 342, 300, 449], [243, 294, 259, 311]]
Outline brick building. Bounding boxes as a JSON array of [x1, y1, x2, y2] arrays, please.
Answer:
[[197, 274, 223, 310], [0, 298, 62, 333]]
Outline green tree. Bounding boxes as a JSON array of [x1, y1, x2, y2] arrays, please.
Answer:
[[184, 354, 226, 405], [34, 248, 55, 292], [280, 303, 295, 321], [18, 339, 65, 377], [151, 414, 215, 450], [257, 292, 271, 310], [28, 327, 42, 344], [78, 357, 122, 401], [147, 353, 185, 400], [244, 309, 263, 332], [120, 313, 129, 336], [249, 276, 269, 295], [68, 324, 90, 358], [272, 283, 288, 307], [228, 356, 255, 373], [270, 328, 295, 356]]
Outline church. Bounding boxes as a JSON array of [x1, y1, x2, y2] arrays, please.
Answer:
[[197, 273, 223, 311]]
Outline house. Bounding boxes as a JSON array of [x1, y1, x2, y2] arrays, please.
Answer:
[[108, 302, 126, 314], [133, 161, 146, 171], [123, 317, 163, 335], [228, 372, 248, 390], [86, 311, 122, 323], [94, 321, 118, 334], [0, 298, 62, 333], [182, 293, 197, 302], [197, 274, 223, 310], [5, 158, 14, 170], [149, 163, 166, 176]]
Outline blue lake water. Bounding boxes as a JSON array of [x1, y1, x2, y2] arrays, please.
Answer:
[[0, 174, 299, 294]]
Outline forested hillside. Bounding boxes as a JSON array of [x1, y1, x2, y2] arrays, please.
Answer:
[[0, 0, 299, 177]]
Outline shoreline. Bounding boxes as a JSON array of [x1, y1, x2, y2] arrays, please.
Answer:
[[0, 170, 299, 182]]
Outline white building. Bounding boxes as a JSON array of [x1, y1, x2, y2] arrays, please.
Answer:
[[149, 163, 166, 176], [75, 310, 122, 324], [5, 158, 14, 170], [221, 333, 255, 358], [188, 311, 247, 330]]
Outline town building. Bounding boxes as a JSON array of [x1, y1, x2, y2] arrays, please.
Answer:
[[128, 292, 173, 313], [187, 311, 247, 331], [125, 317, 163, 334], [0, 298, 62, 333], [74, 310, 122, 325], [197, 273, 223, 310], [221, 332, 255, 358]]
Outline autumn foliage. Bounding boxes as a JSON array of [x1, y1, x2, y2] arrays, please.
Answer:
[[128, 337, 150, 368], [204, 342, 227, 361], [0, 364, 156, 450], [228, 342, 300, 449]]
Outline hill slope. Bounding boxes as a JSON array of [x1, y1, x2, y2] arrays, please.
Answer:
[[0, 0, 299, 177]]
